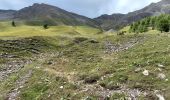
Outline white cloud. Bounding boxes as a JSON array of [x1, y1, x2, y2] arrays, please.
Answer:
[[98, 0, 161, 15], [0, 0, 161, 18]]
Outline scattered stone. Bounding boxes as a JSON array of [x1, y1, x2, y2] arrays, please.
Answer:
[[142, 70, 149, 76], [7, 70, 32, 100], [104, 37, 144, 53], [157, 73, 166, 80], [135, 68, 141, 73], [156, 94, 165, 100], [157, 68, 162, 72], [60, 86, 64, 89], [89, 39, 99, 43], [165, 79, 169, 82], [36, 66, 40, 69], [83, 96, 91, 100], [45, 79, 49, 82], [158, 64, 165, 68], [47, 61, 53, 65]]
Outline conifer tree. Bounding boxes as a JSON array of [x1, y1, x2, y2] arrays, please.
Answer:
[[12, 21, 16, 27]]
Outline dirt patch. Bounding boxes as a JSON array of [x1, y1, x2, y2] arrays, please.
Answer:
[[6, 70, 33, 100], [104, 37, 145, 53], [0, 60, 32, 81]]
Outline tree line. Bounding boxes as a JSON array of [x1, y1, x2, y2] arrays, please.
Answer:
[[129, 14, 170, 33]]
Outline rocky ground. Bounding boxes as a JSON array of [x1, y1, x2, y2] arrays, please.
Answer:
[[0, 34, 169, 100]]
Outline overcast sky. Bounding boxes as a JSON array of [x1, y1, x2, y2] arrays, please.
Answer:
[[0, 0, 161, 18]]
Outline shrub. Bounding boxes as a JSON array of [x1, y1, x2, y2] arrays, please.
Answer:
[[43, 24, 48, 29], [73, 37, 88, 43], [12, 21, 16, 27]]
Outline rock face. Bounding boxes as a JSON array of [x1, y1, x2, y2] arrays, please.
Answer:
[[94, 0, 170, 30]]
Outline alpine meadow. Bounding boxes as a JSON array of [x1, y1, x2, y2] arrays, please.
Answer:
[[0, 0, 170, 100]]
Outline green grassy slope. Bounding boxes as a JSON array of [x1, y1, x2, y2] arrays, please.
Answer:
[[0, 21, 101, 38], [0, 21, 170, 99]]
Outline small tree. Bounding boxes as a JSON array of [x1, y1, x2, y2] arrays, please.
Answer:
[[43, 24, 48, 29], [12, 21, 16, 27], [157, 18, 169, 32]]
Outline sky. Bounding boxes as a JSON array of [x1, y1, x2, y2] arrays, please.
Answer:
[[0, 0, 161, 18]]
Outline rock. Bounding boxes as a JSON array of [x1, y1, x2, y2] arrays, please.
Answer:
[[89, 39, 99, 43], [165, 79, 168, 82], [45, 79, 49, 82], [47, 61, 53, 65], [84, 96, 92, 100], [157, 73, 166, 80], [158, 64, 165, 68], [36, 66, 40, 69], [60, 86, 64, 89], [157, 68, 162, 72], [142, 70, 149, 76], [156, 94, 165, 100], [135, 68, 141, 73]]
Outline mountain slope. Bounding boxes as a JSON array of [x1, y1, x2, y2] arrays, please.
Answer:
[[94, 14, 125, 30], [0, 10, 16, 20], [14, 3, 99, 27], [95, 0, 170, 30]]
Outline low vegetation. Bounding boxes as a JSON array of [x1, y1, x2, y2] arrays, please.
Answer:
[[0, 20, 170, 100], [129, 14, 170, 33]]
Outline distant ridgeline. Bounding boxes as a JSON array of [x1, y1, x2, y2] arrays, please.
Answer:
[[129, 14, 170, 33]]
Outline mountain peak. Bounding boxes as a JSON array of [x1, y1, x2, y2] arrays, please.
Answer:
[[32, 3, 53, 7], [12, 3, 99, 27]]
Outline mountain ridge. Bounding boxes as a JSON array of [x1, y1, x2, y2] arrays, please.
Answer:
[[14, 3, 99, 27], [95, 0, 170, 30], [0, 3, 99, 28], [0, 0, 170, 30]]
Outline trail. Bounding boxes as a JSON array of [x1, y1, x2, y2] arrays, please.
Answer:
[[7, 70, 33, 100], [0, 59, 32, 81]]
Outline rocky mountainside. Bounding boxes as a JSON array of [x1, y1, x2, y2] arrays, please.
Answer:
[[14, 3, 99, 27], [95, 0, 170, 30], [0, 3, 99, 28], [0, 0, 170, 30]]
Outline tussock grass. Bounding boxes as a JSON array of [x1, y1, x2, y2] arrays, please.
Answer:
[[0, 21, 170, 99]]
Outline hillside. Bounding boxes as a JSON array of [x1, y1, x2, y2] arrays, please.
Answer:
[[0, 3, 99, 28], [0, 10, 16, 20], [0, 21, 170, 99], [15, 3, 100, 27], [94, 14, 125, 31], [95, 0, 170, 30], [0, 1, 170, 99]]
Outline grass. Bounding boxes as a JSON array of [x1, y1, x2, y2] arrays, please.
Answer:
[[0, 21, 100, 38], [0, 21, 170, 99]]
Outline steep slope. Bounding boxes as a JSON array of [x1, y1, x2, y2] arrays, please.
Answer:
[[95, 0, 170, 30], [14, 3, 99, 27], [94, 14, 125, 30], [0, 10, 16, 20]]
